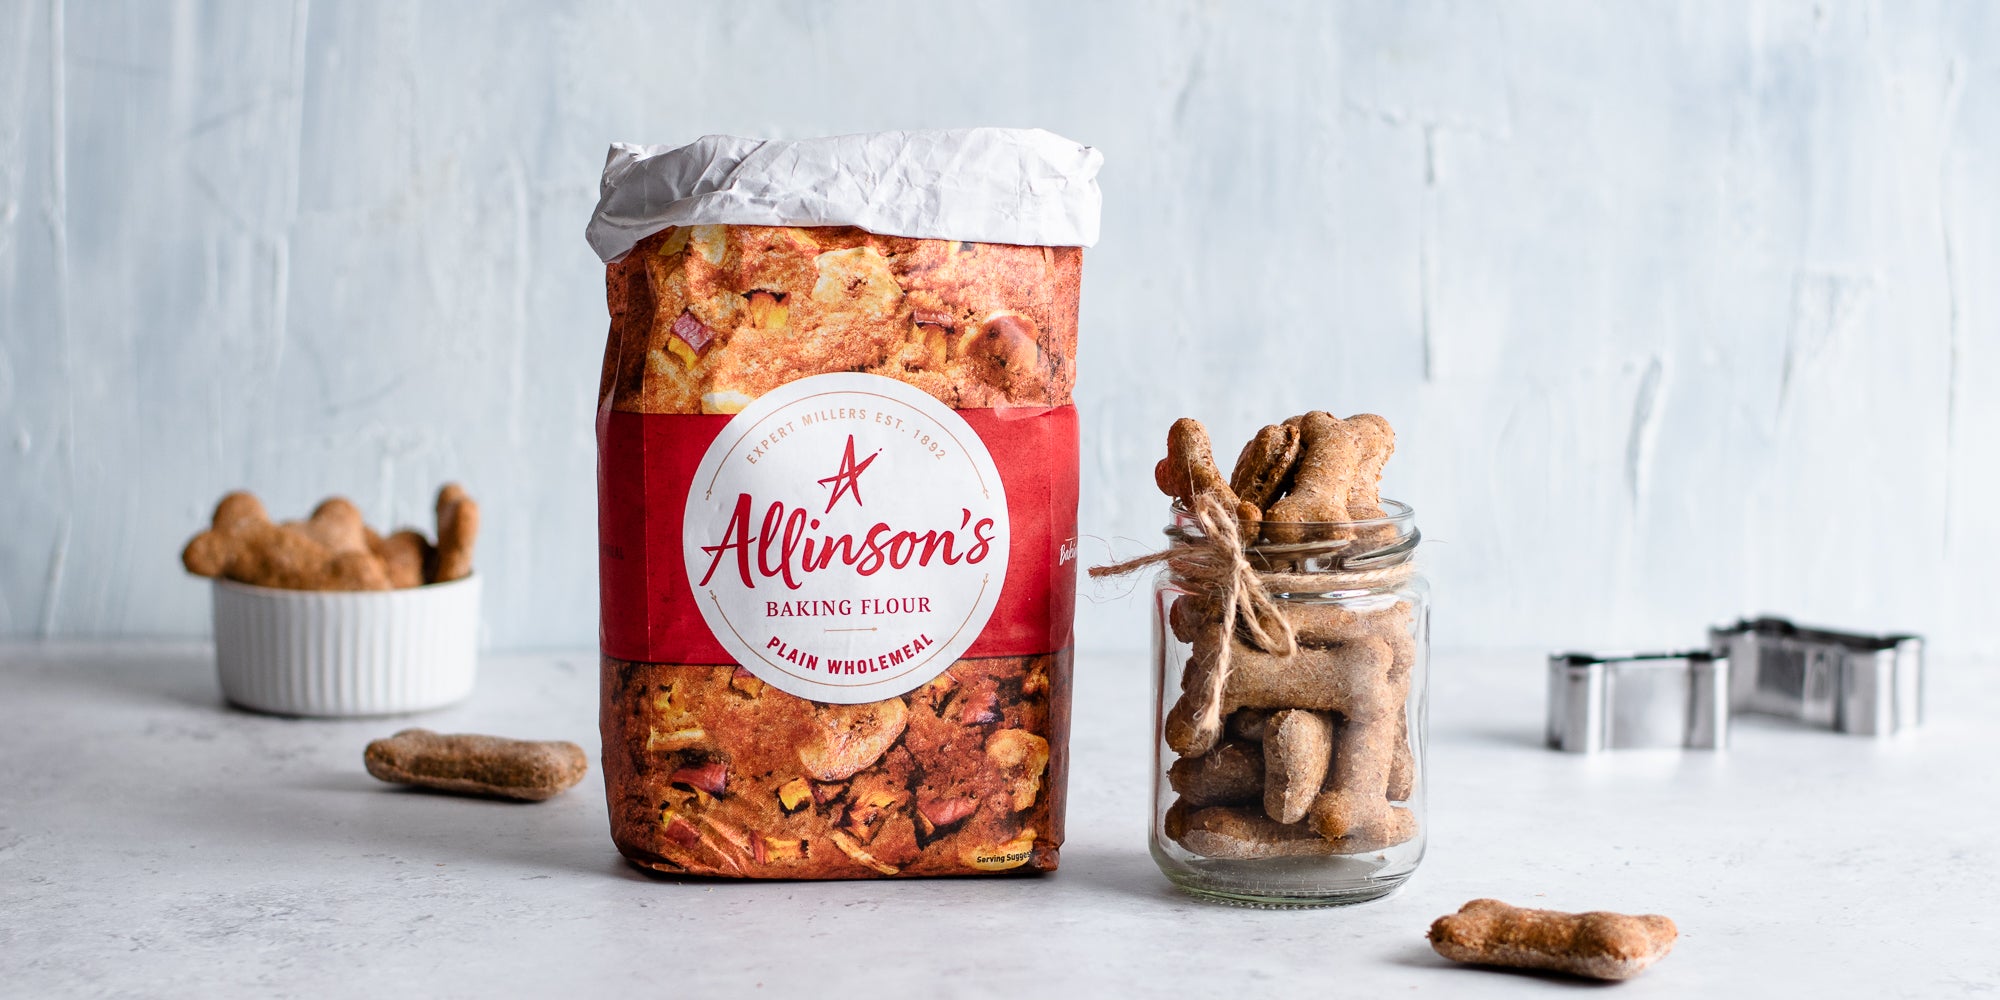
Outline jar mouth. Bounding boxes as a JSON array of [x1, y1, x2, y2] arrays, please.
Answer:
[[1167, 497, 1416, 530], [1166, 498, 1419, 569]]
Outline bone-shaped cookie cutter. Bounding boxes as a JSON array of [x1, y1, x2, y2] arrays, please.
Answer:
[[1545, 617, 1923, 752], [1710, 617, 1923, 737], [1545, 651, 1729, 752]]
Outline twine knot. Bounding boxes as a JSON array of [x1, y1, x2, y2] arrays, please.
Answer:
[[1090, 493, 1417, 752]]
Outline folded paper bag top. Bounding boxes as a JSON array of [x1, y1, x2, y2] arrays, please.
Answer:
[[584, 127, 1104, 262]]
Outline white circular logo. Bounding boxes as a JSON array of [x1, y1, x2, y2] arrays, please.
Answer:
[[682, 373, 1010, 704]]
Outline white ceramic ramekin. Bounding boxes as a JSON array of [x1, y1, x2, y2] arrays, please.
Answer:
[[210, 575, 481, 717]]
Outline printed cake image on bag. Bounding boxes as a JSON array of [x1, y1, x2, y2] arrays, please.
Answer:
[[586, 129, 1102, 878]]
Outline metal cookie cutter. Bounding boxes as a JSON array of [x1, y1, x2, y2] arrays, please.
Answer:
[[1545, 651, 1729, 752], [1546, 617, 1924, 752], [1711, 617, 1923, 737]]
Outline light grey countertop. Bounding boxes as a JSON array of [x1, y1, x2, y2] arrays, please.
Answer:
[[2, 643, 1994, 998]]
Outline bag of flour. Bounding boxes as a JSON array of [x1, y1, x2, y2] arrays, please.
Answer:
[[587, 129, 1100, 877]]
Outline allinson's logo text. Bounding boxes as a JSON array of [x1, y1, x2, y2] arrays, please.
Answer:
[[696, 433, 998, 591]]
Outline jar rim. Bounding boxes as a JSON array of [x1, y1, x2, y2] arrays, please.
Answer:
[[1166, 497, 1416, 530], [1165, 497, 1419, 570]]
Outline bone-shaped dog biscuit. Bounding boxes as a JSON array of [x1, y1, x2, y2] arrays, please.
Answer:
[[1212, 634, 1399, 719], [1165, 636, 1396, 756], [365, 728, 588, 802], [1167, 738, 1264, 806], [1286, 599, 1413, 646], [1172, 803, 1341, 859], [1228, 420, 1303, 512], [370, 529, 433, 589], [211, 491, 269, 533], [183, 494, 387, 592], [1168, 592, 1213, 644], [1154, 418, 1261, 542], [1341, 413, 1395, 517], [1308, 694, 1416, 846], [1167, 590, 1288, 671], [1429, 899, 1678, 981], [295, 497, 371, 555], [1175, 803, 1415, 859], [1265, 412, 1361, 542], [1263, 709, 1333, 824], [431, 483, 480, 583], [1388, 713, 1415, 802]]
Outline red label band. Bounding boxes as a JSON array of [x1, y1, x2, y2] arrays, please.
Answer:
[[598, 405, 1079, 666]]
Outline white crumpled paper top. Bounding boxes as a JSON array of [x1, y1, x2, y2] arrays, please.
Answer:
[[585, 128, 1102, 262]]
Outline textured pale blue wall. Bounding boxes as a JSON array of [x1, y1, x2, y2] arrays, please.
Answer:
[[3, 1, 1996, 654]]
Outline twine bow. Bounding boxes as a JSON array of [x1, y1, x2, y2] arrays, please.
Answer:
[[1090, 493, 1418, 751], [1089, 494, 1296, 748]]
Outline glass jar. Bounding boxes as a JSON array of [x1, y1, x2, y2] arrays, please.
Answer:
[[1150, 500, 1428, 906]]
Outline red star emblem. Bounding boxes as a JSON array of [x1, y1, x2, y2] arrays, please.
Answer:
[[817, 435, 880, 513]]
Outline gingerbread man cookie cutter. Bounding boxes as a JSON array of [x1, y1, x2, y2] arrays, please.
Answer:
[[1546, 616, 1924, 753]]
